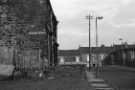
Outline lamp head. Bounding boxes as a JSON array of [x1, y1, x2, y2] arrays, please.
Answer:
[[97, 16, 103, 20]]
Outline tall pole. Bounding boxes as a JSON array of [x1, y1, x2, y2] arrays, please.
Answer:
[[95, 16, 103, 47], [86, 14, 93, 71], [88, 15, 91, 71], [95, 17, 98, 47], [95, 16, 103, 76], [95, 17, 98, 77]]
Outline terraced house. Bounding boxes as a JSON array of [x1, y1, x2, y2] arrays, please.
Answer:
[[58, 46, 113, 67], [0, 0, 58, 77], [104, 44, 135, 67], [58, 50, 81, 65]]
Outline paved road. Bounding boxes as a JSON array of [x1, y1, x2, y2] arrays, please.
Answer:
[[98, 65, 135, 90], [0, 65, 92, 90]]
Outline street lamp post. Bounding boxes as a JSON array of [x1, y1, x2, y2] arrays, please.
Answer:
[[118, 38, 126, 65], [95, 16, 103, 76], [95, 16, 103, 47], [118, 38, 123, 45]]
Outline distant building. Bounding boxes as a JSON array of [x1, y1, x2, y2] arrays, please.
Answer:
[[58, 50, 81, 65], [104, 44, 135, 67], [58, 44, 135, 68], [58, 46, 113, 66], [79, 46, 113, 67]]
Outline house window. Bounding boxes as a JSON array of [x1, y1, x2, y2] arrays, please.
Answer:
[[64, 56, 76, 62], [130, 50, 135, 60], [100, 54, 105, 60], [76, 56, 80, 62], [59, 56, 64, 64], [86, 54, 89, 62]]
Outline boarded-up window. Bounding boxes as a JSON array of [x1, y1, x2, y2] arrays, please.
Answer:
[[0, 46, 14, 65]]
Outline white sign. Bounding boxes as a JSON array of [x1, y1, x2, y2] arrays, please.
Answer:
[[28, 31, 46, 35]]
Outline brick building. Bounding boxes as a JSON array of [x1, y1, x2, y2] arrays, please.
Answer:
[[0, 0, 58, 75]]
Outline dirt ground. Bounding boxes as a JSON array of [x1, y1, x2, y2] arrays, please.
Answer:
[[0, 65, 92, 90], [98, 65, 135, 90]]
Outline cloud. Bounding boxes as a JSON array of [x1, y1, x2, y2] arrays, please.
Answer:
[[51, 0, 135, 49], [113, 1, 135, 25]]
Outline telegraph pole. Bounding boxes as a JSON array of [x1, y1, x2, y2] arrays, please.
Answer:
[[86, 14, 93, 71]]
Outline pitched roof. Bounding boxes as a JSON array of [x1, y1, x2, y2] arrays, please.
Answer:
[[58, 50, 80, 56], [113, 44, 135, 49], [79, 46, 113, 54], [79, 47, 89, 54], [58, 46, 114, 56], [92, 47, 113, 54]]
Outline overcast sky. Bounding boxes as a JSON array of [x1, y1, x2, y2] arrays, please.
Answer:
[[50, 0, 135, 50]]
